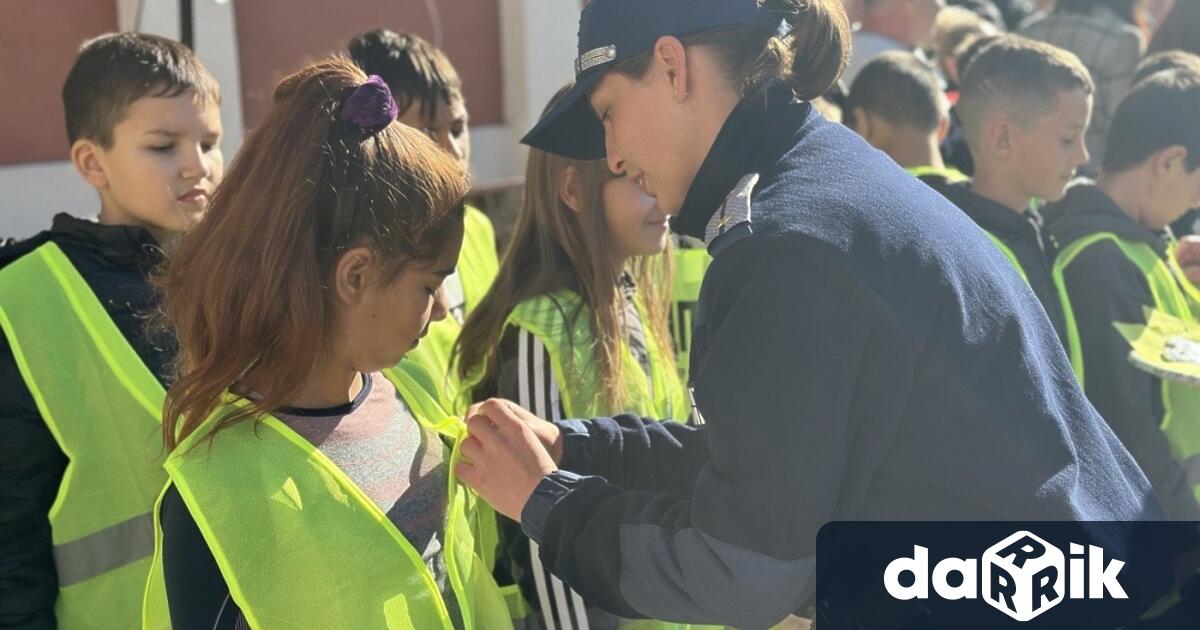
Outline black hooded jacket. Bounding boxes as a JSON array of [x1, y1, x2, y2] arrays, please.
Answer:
[[1043, 182, 1200, 522], [0, 214, 172, 630]]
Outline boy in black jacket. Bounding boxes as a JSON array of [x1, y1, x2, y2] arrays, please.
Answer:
[[928, 35, 1093, 347], [1043, 66, 1200, 523], [0, 33, 221, 629]]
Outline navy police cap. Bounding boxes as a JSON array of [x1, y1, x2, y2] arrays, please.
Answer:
[[520, 0, 786, 160]]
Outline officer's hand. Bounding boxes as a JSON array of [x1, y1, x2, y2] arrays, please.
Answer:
[[463, 398, 564, 464], [456, 399, 559, 521], [1175, 236, 1200, 285]]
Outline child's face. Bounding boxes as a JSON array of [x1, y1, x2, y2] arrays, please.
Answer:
[[1009, 88, 1092, 203], [340, 227, 464, 372], [88, 92, 223, 239], [399, 96, 470, 173], [603, 173, 670, 263]]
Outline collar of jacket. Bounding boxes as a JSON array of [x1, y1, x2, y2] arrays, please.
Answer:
[[1043, 181, 1171, 257], [672, 82, 810, 241], [49, 213, 165, 271], [932, 180, 1052, 245]]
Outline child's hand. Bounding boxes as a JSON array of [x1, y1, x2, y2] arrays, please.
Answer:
[[1177, 236, 1200, 286], [456, 399, 560, 521]]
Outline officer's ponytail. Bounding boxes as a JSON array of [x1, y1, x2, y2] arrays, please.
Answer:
[[772, 0, 851, 100], [610, 0, 850, 101]]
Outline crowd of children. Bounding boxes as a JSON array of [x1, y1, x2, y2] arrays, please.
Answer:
[[2, 0, 1200, 628]]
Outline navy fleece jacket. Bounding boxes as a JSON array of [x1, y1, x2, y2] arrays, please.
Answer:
[[519, 85, 1162, 629]]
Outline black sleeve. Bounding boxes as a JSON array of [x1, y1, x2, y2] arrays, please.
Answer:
[[554, 415, 710, 497], [0, 336, 65, 630], [160, 485, 245, 630], [1064, 242, 1200, 521], [521, 236, 879, 628]]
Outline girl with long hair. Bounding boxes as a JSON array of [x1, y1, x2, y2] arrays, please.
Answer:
[[454, 87, 689, 629], [143, 58, 509, 630]]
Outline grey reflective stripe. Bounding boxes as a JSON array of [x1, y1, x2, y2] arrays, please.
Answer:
[[54, 512, 154, 587], [1186, 454, 1200, 487]]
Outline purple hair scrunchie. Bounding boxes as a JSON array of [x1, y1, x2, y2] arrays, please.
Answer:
[[339, 75, 398, 133]]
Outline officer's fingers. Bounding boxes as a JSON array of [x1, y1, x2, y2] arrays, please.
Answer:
[[479, 398, 523, 431], [463, 401, 485, 422], [502, 400, 551, 430], [458, 433, 485, 464], [454, 458, 482, 487], [465, 412, 498, 442]]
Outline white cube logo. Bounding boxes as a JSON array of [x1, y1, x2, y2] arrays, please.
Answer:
[[982, 531, 1065, 621]]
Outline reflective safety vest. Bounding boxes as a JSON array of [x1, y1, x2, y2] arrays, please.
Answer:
[[671, 247, 711, 382], [141, 361, 512, 630], [981, 228, 1087, 372], [0, 242, 168, 630], [1053, 232, 1200, 501], [405, 205, 500, 412], [460, 205, 501, 314], [907, 164, 968, 184], [505, 291, 688, 420], [497, 292, 723, 630], [984, 231, 1030, 283]]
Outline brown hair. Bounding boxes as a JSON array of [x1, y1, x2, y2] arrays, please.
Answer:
[[159, 57, 469, 450], [846, 51, 948, 134], [63, 32, 220, 147], [1103, 68, 1200, 174], [957, 35, 1094, 146], [347, 29, 463, 121], [933, 6, 997, 67], [609, 0, 851, 101], [454, 88, 674, 412]]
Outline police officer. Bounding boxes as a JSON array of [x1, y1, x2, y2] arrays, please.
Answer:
[[455, 1, 1163, 627]]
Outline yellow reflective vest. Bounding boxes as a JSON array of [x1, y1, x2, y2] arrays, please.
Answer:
[[482, 291, 722, 630], [1053, 232, 1200, 502], [0, 242, 168, 630], [671, 247, 711, 382], [141, 361, 512, 630]]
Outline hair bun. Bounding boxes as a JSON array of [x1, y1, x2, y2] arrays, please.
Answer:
[[339, 75, 398, 132]]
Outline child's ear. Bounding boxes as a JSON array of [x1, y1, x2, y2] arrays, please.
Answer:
[[986, 116, 1012, 160], [334, 246, 379, 306], [70, 140, 108, 189], [849, 107, 872, 138], [559, 166, 585, 214], [936, 113, 951, 144], [1155, 145, 1189, 179]]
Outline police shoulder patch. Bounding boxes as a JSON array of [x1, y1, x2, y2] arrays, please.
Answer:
[[705, 172, 758, 255]]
